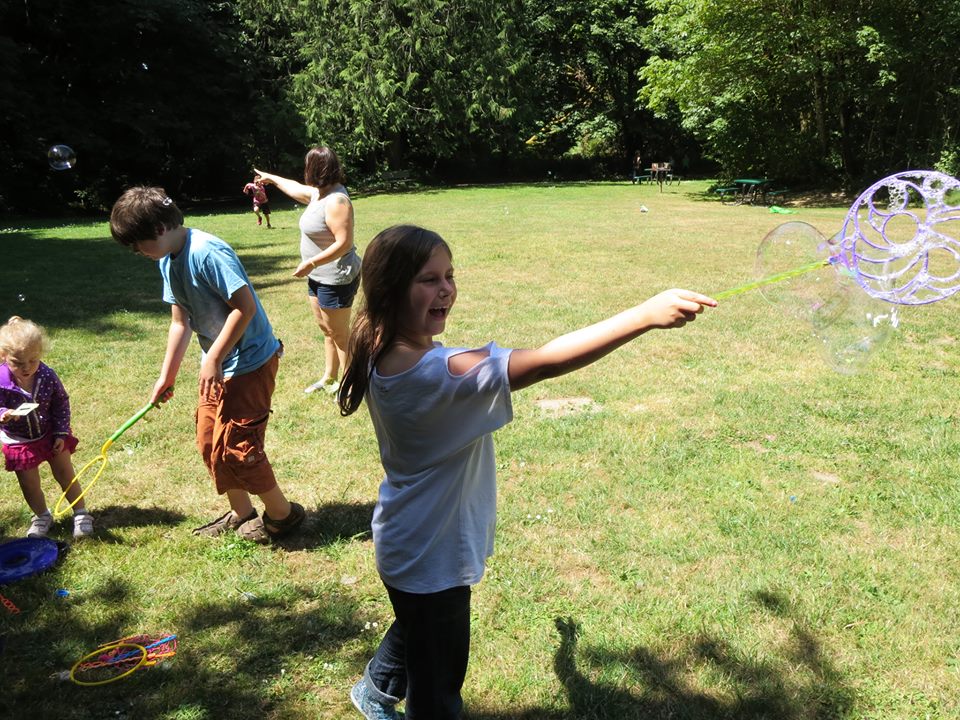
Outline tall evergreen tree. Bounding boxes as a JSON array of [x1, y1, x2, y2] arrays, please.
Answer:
[[280, 0, 530, 176]]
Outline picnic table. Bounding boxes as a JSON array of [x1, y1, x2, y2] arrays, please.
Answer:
[[644, 162, 677, 191], [632, 162, 682, 187], [731, 178, 771, 205], [715, 179, 769, 205]]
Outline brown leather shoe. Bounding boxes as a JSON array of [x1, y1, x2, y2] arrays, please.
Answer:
[[237, 502, 305, 544], [192, 509, 257, 537]]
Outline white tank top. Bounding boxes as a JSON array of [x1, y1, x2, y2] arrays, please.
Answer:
[[298, 184, 361, 285]]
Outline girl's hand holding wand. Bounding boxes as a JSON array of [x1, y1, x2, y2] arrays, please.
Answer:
[[508, 288, 716, 391], [635, 288, 717, 329]]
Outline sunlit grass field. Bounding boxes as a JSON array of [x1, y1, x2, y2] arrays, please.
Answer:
[[1, 180, 958, 719]]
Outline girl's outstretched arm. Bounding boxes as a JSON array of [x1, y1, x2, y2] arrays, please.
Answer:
[[253, 168, 316, 205], [507, 289, 716, 391]]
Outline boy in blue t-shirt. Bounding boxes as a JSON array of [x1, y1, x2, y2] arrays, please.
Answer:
[[110, 186, 304, 543]]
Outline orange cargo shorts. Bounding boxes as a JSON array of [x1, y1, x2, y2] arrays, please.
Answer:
[[195, 351, 280, 495]]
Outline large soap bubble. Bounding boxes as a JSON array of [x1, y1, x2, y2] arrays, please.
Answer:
[[755, 221, 897, 374], [755, 222, 833, 319], [47, 145, 77, 171]]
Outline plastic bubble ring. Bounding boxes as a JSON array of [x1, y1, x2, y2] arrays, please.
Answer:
[[833, 170, 960, 304], [717, 170, 960, 306]]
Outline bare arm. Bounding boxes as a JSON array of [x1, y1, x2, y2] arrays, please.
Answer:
[[152, 304, 193, 404], [198, 284, 258, 399], [293, 194, 355, 277], [507, 289, 716, 391], [254, 168, 316, 205]]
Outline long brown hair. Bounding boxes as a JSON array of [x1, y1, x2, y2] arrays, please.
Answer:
[[338, 225, 451, 416]]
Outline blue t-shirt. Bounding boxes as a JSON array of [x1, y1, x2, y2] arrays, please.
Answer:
[[160, 228, 279, 377], [367, 342, 514, 593]]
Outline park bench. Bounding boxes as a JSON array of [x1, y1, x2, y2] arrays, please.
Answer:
[[765, 188, 790, 204], [715, 186, 740, 204], [381, 169, 414, 187]]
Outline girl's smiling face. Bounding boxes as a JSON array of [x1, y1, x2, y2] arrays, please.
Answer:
[[399, 246, 456, 345], [4, 345, 41, 386]]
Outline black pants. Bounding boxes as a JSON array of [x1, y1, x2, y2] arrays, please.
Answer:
[[366, 583, 472, 719]]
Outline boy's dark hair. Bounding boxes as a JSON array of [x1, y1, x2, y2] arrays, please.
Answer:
[[110, 186, 184, 247], [304, 146, 345, 189], [338, 225, 450, 416]]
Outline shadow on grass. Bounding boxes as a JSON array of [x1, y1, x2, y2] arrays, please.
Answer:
[[273, 501, 374, 551], [1, 566, 367, 719], [467, 589, 854, 720], [1, 230, 294, 334], [685, 187, 854, 210], [93, 504, 187, 529], [78, 504, 188, 545], [0, 505, 187, 547]]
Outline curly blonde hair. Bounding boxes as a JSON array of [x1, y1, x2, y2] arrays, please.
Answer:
[[0, 316, 48, 358]]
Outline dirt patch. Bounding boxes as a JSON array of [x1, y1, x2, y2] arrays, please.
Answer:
[[811, 470, 841, 484], [787, 189, 858, 209], [535, 397, 601, 416]]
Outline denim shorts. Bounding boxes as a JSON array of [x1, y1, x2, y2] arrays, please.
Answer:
[[307, 275, 360, 309]]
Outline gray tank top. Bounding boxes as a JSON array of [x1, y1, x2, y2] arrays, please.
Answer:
[[298, 184, 361, 285]]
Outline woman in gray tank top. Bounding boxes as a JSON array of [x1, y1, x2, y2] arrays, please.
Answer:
[[256, 147, 361, 394]]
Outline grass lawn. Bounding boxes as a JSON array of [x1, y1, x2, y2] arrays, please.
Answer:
[[1, 180, 958, 719]]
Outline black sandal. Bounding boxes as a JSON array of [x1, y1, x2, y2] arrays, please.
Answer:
[[263, 502, 305, 538]]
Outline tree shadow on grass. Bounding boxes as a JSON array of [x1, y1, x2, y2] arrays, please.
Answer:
[[0, 231, 294, 335], [467, 589, 854, 720], [1, 567, 367, 719]]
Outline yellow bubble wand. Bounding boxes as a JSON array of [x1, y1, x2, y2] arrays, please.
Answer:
[[53, 392, 168, 519]]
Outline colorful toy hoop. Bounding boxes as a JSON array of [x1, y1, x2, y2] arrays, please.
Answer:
[[69, 633, 178, 686], [70, 642, 148, 686]]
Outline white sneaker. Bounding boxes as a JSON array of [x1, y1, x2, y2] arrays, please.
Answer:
[[304, 378, 338, 394], [27, 512, 53, 538], [73, 512, 94, 539]]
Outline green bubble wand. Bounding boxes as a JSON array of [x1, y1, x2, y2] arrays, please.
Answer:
[[713, 258, 833, 300]]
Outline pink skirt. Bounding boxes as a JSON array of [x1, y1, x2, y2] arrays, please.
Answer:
[[3, 434, 79, 472]]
